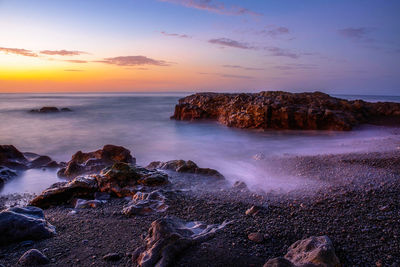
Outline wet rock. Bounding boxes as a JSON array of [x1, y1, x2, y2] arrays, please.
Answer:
[[30, 106, 60, 113], [30, 176, 99, 208], [29, 155, 59, 168], [18, 249, 50, 266], [122, 190, 168, 216], [0, 145, 29, 169], [248, 232, 264, 243], [0, 206, 56, 245], [245, 206, 260, 216], [97, 163, 168, 197], [57, 144, 135, 178], [253, 152, 266, 161], [103, 252, 122, 262], [74, 199, 105, 209], [265, 236, 340, 267], [0, 166, 17, 185], [60, 107, 72, 112], [134, 216, 230, 267], [171, 91, 400, 131], [146, 160, 224, 179]]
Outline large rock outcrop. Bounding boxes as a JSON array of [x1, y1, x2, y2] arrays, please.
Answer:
[[57, 144, 135, 178], [264, 235, 340, 267], [0, 206, 56, 245], [171, 91, 400, 131]]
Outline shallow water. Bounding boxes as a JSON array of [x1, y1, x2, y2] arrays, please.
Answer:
[[1, 93, 399, 194]]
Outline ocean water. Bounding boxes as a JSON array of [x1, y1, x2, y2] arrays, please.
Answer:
[[1, 92, 399, 195]]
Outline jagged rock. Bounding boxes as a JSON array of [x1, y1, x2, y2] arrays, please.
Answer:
[[133, 216, 230, 267], [171, 91, 400, 131], [30, 176, 99, 209], [264, 236, 340, 267], [146, 160, 224, 179], [0, 206, 56, 245], [0, 145, 58, 186], [123, 190, 167, 216], [57, 144, 135, 178], [17, 249, 50, 265], [97, 163, 168, 197]]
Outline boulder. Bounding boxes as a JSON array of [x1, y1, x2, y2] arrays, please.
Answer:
[[123, 190, 168, 216], [133, 216, 230, 267], [97, 163, 168, 197], [0, 145, 29, 169], [264, 236, 340, 267], [171, 91, 400, 131], [0, 206, 56, 245], [17, 249, 50, 266], [30, 176, 99, 208], [146, 160, 224, 179], [57, 145, 135, 178]]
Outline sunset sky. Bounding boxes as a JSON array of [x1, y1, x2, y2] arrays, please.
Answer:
[[0, 0, 399, 94]]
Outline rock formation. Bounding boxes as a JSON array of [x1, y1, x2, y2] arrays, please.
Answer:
[[133, 216, 230, 267], [146, 159, 224, 179], [0, 145, 58, 186], [0, 206, 56, 245], [29, 107, 72, 113], [171, 91, 400, 131], [57, 144, 135, 178], [264, 235, 341, 267]]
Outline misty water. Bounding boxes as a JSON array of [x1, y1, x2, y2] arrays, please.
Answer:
[[1, 93, 400, 195]]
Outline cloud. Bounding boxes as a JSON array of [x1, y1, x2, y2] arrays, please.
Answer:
[[209, 38, 254, 50], [265, 47, 299, 59], [0, 47, 38, 57], [338, 27, 374, 42], [96, 56, 170, 66], [161, 31, 191, 38], [199, 72, 253, 79], [40, 50, 87, 56], [222, 64, 263, 71], [159, 0, 261, 16], [259, 25, 290, 37], [64, 59, 88, 63], [274, 63, 317, 71]]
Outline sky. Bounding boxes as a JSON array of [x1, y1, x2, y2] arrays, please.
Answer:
[[0, 0, 399, 95]]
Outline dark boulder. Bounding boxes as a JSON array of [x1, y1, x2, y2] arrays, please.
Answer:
[[30, 176, 99, 209], [0, 206, 56, 245], [58, 144, 135, 178], [17, 249, 50, 266]]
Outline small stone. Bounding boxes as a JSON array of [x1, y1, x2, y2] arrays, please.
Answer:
[[248, 232, 264, 243], [376, 260, 383, 267], [245, 206, 260, 216], [103, 252, 122, 261], [18, 249, 50, 266]]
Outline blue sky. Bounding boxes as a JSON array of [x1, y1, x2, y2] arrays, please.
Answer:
[[0, 0, 399, 94]]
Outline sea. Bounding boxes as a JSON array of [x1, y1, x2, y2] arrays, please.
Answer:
[[1, 92, 399, 195]]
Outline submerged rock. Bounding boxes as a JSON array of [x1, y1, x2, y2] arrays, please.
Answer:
[[0, 206, 56, 245], [122, 190, 168, 216], [0, 145, 59, 186], [264, 235, 340, 267], [171, 91, 400, 131], [30, 176, 99, 208], [18, 249, 50, 266], [133, 216, 230, 267], [57, 144, 135, 178], [29, 106, 72, 113], [146, 160, 224, 179]]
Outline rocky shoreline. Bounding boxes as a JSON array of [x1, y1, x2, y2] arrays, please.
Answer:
[[171, 91, 400, 131], [1, 145, 399, 266]]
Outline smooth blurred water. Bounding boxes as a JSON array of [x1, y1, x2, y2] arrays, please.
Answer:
[[1, 93, 399, 194]]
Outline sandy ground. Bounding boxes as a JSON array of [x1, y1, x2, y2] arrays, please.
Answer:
[[1, 150, 400, 266]]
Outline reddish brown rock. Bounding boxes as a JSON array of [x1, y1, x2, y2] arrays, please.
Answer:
[[146, 160, 224, 179], [171, 91, 400, 131], [58, 145, 135, 178]]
